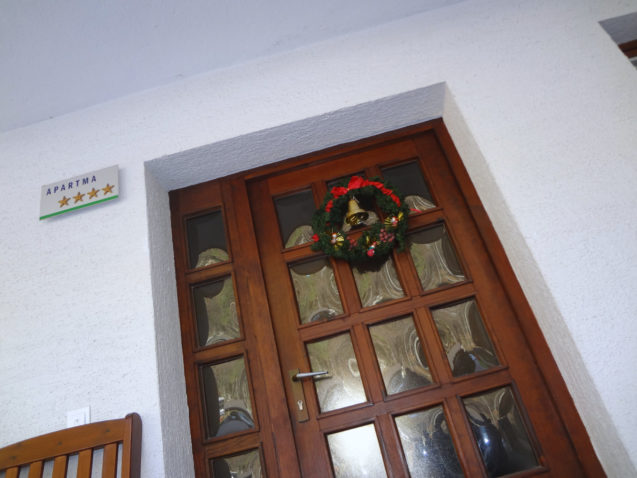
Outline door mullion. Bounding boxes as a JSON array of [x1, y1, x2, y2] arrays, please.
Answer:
[[444, 396, 487, 477], [231, 178, 302, 478], [332, 258, 361, 314], [375, 414, 410, 478], [351, 322, 385, 404], [413, 307, 453, 385]]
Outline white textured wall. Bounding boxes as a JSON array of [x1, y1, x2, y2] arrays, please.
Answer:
[[1, 1, 636, 477]]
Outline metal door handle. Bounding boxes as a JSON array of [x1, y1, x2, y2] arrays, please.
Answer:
[[293, 371, 329, 380], [288, 368, 329, 422]]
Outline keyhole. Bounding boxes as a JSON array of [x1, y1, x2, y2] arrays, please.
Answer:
[[297, 399, 304, 411]]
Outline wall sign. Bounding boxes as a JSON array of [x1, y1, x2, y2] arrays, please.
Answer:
[[39, 166, 119, 220]]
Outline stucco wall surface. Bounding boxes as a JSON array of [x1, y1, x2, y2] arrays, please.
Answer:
[[1, 0, 636, 477]]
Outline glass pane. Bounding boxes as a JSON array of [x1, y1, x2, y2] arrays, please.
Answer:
[[352, 256, 404, 307], [201, 357, 254, 439], [431, 299, 499, 377], [192, 277, 240, 347], [395, 406, 463, 478], [210, 449, 262, 478], [463, 387, 539, 477], [408, 225, 465, 291], [186, 210, 229, 269], [369, 316, 432, 395], [307, 333, 366, 412], [290, 258, 344, 324], [381, 161, 435, 213], [327, 424, 388, 478], [275, 189, 316, 248]]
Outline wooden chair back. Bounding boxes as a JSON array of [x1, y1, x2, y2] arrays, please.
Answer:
[[0, 413, 141, 478]]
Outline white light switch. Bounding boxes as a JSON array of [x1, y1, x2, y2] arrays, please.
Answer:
[[66, 406, 90, 428]]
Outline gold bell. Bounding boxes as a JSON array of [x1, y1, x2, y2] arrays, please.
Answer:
[[345, 197, 369, 226]]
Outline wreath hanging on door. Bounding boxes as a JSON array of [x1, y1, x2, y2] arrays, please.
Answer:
[[311, 176, 410, 262]]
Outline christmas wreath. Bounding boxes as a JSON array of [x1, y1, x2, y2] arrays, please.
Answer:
[[311, 176, 410, 262]]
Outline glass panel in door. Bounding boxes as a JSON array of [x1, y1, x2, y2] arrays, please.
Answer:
[[186, 210, 229, 269], [395, 405, 463, 477], [369, 316, 433, 395], [351, 256, 405, 308], [289, 258, 344, 324], [306, 333, 367, 412], [201, 357, 255, 439], [407, 224, 465, 291], [463, 387, 539, 477], [210, 449, 263, 478], [192, 276, 240, 347], [431, 298, 499, 377], [381, 161, 436, 214], [275, 189, 316, 248], [326, 424, 388, 478]]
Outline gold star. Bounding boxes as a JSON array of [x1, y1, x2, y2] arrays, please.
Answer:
[[88, 187, 99, 199], [73, 192, 85, 203], [102, 183, 115, 195], [58, 196, 70, 208]]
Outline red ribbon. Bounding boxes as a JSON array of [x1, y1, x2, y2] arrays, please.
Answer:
[[328, 175, 400, 206], [347, 176, 367, 190], [330, 187, 348, 199]]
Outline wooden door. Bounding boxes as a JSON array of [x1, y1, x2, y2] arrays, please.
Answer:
[[170, 120, 602, 477]]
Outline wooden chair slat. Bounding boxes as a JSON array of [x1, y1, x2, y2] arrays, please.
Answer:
[[101, 443, 118, 478], [51, 455, 68, 478], [5, 466, 19, 478], [27, 460, 44, 478], [77, 449, 93, 478]]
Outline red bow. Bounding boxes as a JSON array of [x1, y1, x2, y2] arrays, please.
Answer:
[[347, 176, 368, 190], [330, 186, 348, 198], [330, 176, 368, 199], [328, 175, 401, 207]]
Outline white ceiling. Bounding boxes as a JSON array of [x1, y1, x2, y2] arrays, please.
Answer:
[[0, 0, 466, 132]]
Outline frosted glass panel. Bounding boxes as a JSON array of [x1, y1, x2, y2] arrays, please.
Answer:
[[369, 316, 432, 395], [352, 255, 404, 308], [275, 189, 316, 248], [463, 387, 539, 477], [290, 258, 343, 324], [307, 333, 366, 412], [327, 424, 387, 478], [210, 449, 262, 478], [202, 357, 254, 438], [431, 299, 499, 377], [192, 276, 240, 347], [381, 161, 435, 213], [395, 406, 463, 478], [186, 210, 228, 269], [408, 225, 464, 291]]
